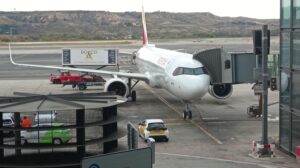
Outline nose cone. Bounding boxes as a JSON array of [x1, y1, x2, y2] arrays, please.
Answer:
[[181, 74, 210, 101]]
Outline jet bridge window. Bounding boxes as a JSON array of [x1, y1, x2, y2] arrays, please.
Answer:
[[173, 67, 208, 76]]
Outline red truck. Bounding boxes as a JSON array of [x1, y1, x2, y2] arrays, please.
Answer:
[[50, 71, 93, 84], [50, 71, 105, 90]]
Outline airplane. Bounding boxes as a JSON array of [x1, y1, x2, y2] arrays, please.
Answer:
[[9, 7, 233, 119]]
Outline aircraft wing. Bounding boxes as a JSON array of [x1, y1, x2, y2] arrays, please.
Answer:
[[9, 44, 149, 82]]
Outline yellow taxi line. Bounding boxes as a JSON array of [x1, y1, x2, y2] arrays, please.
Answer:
[[142, 84, 223, 145]]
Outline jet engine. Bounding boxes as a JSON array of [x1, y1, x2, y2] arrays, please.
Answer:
[[104, 78, 129, 97], [208, 84, 233, 99]]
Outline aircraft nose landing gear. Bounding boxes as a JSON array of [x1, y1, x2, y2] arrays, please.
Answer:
[[183, 103, 192, 120]]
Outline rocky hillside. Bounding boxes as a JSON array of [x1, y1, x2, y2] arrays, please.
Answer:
[[0, 11, 279, 41]]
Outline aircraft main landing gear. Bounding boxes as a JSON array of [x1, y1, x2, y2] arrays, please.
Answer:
[[128, 78, 139, 102], [183, 103, 192, 120]]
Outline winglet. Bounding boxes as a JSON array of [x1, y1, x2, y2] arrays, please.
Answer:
[[142, 6, 148, 46], [9, 43, 17, 65]]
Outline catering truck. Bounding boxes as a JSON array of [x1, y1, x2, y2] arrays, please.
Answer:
[[49, 48, 117, 89]]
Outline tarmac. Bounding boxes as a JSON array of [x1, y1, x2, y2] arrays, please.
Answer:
[[0, 39, 299, 168]]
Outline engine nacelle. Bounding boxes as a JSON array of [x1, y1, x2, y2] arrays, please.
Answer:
[[104, 78, 129, 97], [208, 84, 233, 99]]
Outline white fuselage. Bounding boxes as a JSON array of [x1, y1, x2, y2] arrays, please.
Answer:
[[136, 45, 210, 101]]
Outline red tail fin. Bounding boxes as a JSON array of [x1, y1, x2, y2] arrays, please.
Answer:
[[142, 6, 148, 46]]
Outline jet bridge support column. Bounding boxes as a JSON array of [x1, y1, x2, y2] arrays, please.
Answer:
[[252, 25, 274, 157], [261, 25, 272, 156]]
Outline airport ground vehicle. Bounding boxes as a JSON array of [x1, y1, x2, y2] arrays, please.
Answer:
[[62, 79, 105, 90], [50, 71, 97, 84], [21, 123, 71, 145], [50, 71, 105, 90], [138, 119, 169, 142], [34, 111, 57, 123], [2, 112, 15, 136]]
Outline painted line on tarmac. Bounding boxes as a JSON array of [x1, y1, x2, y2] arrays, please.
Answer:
[[142, 84, 223, 145], [163, 118, 184, 121], [157, 152, 280, 168], [202, 117, 219, 120], [206, 121, 227, 124], [166, 123, 190, 126]]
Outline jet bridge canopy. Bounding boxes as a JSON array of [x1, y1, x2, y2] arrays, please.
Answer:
[[193, 48, 257, 84]]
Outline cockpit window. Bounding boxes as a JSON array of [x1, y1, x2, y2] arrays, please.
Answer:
[[173, 67, 208, 76], [172, 67, 183, 76], [194, 67, 209, 75], [183, 68, 194, 75]]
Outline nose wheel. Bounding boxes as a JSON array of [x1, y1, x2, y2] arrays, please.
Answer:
[[183, 103, 192, 120], [131, 90, 136, 102]]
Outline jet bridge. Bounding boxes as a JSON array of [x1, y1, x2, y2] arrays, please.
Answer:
[[193, 48, 266, 100], [193, 48, 257, 85], [193, 47, 279, 106]]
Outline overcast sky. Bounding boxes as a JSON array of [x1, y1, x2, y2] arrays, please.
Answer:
[[1, 0, 279, 19]]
